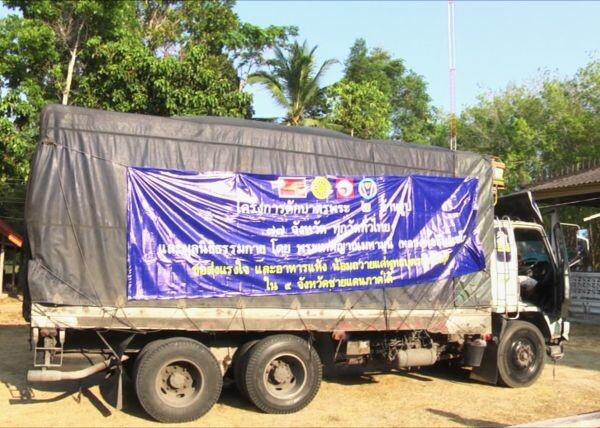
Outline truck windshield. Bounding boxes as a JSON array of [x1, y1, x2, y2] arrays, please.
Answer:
[[515, 229, 550, 263], [516, 240, 549, 263]]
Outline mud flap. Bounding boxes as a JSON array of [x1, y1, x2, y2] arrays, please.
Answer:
[[470, 313, 506, 385], [469, 340, 498, 384], [96, 332, 137, 410]]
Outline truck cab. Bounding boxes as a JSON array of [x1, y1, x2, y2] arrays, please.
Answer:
[[492, 191, 570, 320], [493, 219, 569, 314], [472, 191, 570, 387]]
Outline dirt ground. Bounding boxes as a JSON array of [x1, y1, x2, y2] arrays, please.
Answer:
[[1, 295, 599, 427]]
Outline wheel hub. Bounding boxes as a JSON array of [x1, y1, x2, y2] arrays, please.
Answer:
[[161, 364, 194, 395], [515, 342, 533, 368], [168, 371, 187, 389], [272, 361, 294, 384]]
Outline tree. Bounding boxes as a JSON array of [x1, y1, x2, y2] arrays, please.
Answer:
[[327, 80, 390, 139], [0, 0, 295, 226], [4, 0, 134, 105], [132, 1, 297, 89], [232, 22, 298, 90], [0, 0, 136, 196], [77, 37, 254, 117], [456, 63, 600, 190], [77, 1, 296, 118], [344, 39, 434, 143], [0, 0, 295, 180], [456, 86, 543, 189], [248, 40, 336, 125]]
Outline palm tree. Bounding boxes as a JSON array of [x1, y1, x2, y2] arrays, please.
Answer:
[[249, 41, 336, 126]]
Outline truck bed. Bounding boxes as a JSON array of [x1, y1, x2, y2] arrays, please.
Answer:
[[25, 105, 494, 333]]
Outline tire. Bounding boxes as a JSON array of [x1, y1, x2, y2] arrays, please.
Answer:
[[131, 339, 165, 392], [244, 334, 322, 414], [134, 337, 223, 423], [233, 340, 259, 399], [497, 321, 546, 388]]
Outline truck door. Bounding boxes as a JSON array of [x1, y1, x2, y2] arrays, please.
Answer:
[[513, 225, 557, 311], [550, 211, 571, 318]]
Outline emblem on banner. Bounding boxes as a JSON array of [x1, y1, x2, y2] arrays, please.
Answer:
[[277, 177, 307, 198], [311, 177, 333, 200], [335, 178, 354, 199], [358, 178, 377, 200]]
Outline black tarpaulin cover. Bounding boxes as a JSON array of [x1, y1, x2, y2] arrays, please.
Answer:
[[25, 105, 494, 310]]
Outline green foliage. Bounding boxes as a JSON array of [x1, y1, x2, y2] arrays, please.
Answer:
[[0, 0, 295, 184], [343, 38, 434, 143], [457, 86, 544, 189], [327, 80, 390, 139], [76, 0, 297, 118], [77, 38, 253, 117], [233, 22, 298, 89], [76, 37, 151, 113], [457, 62, 600, 190], [134, 1, 297, 85], [0, 178, 26, 227], [0, 0, 295, 226], [149, 44, 253, 117], [427, 108, 453, 148], [248, 40, 336, 125]]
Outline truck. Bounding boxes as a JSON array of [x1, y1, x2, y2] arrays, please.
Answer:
[[24, 105, 571, 423]]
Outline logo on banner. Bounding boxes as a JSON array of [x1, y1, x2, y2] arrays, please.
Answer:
[[278, 177, 307, 198], [358, 178, 378, 200], [335, 178, 354, 199], [311, 177, 333, 200]]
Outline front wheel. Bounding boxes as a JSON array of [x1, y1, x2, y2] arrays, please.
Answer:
[[134, 338, 223, 423], [497, 321, 546, 388], [244, 334, 322, 414]]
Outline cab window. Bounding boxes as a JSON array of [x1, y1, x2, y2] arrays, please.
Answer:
[[514, 227, 554, 309]]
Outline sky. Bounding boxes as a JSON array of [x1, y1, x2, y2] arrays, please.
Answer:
[[235, 1, 600, 118], [1, 1, 599, 119]]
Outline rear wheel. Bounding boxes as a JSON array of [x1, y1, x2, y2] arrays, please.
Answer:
[[132, 339, 165, 392], [233, 339, 259, 399], [134, 338, 222, 423], [244, 334, 322, 414], [497, 321, 546, 388]]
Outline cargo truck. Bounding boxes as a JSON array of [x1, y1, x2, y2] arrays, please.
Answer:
[[24, 105, 571, 422]]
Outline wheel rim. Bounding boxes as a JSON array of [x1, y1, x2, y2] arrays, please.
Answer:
[[262, 353, 307, 400], [509, 337, 539, 378], [155, 359, 204, 407]]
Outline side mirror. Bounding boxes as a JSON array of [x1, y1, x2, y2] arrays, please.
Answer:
[[570, 230, 589, 268], [577, 232, 590, 257]]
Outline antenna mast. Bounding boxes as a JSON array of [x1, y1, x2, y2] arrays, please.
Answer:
[[448, 0, 457, 151]]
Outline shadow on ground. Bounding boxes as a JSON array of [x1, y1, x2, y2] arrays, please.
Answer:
[[323, 361, 475, 386], [426, 408, 507, 427]]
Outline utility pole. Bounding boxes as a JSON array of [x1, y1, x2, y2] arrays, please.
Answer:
[[448, 0, 457, 151]]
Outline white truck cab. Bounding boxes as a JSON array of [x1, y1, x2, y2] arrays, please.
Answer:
[[470, 191, 571, 387], [492, 191, 570, 323]]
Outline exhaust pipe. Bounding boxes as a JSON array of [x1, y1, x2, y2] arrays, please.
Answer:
[[27, 355, 129, 382]]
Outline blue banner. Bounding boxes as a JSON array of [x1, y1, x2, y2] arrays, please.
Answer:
[[127, 168, 485, 300]]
